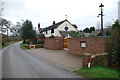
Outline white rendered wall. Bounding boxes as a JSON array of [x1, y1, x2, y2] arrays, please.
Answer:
[[44, 30, 51, 37], [57, 21, 77, 31], [52, 28, 59, 36]]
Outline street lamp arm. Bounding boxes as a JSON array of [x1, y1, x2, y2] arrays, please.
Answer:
[[97, 14, 101, 18]]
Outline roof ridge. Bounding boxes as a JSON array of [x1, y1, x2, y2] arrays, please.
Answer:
[[40, 19, 67, 32], [47, 19, 67, 27], [39, 19, 78, 33]]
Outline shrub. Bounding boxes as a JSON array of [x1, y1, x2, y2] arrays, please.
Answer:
[[106, 20, 120, 69], [37, 40, 44, 44], [68, 31, 84, 37], [25, 40, 30, 44], [38, 34, 45, 38], [91, 53, 109, 67], [106, 30, 112, 36], [49, 35, 54, 38], [32, 39, 37, 44], [23, 39, 30, 44]]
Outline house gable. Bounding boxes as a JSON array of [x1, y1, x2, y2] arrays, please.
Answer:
[[57, 20, 78, 31]]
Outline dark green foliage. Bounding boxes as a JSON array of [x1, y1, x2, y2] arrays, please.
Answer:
[[25, 40, 30, 44], [106, 30, 112, 36], [21, 20, 37, 41], [68, 31, 83, 37], [37, 40, 44, 44], [90, 27, 95, 33], [20, 44, 28, 50], [32, 39, 37, 44], [83, 28, 90, 33], [106, 20, 120, 69], [91, 53, 109, 67], [83, 27, 95, 33], [38, 34, 45, 38]]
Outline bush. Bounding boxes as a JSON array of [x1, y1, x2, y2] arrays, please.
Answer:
[[37, 40, 44, 44], [32, 39, 37, 44], [68, 31, 84, 37], [38, 34, 45, 38], [106, 20, 120, 69], [91, 53, 109, 67], [22, 40, 30, 44], [49, 35, 54, 38], [25, 40, 30, 44]]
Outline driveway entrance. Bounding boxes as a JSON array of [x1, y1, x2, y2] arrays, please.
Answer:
[[28, 48, 82, 71]]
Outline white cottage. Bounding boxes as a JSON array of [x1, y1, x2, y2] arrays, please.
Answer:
[[39, 19, 78, 37]]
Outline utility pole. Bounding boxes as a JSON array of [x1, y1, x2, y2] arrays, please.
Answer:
[[97, 3, 104, 36]]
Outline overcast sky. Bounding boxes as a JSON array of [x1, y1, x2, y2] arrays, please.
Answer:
[[1, 0, 119, 30]]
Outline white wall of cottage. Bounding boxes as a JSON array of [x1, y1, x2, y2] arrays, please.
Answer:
[[57, 21, 77, 31]]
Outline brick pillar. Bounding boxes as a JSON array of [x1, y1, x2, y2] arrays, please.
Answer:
[[82, 53, 91, 67]]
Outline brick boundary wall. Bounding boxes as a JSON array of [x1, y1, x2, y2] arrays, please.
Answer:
[[82, 53, 109, 67], [68, 37, 110, 55], [44, 38, 64, 50]]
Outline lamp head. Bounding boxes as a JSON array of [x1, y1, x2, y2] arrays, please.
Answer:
[[99, 3, 104, 8]]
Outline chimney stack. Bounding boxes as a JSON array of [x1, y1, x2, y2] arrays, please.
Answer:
[[38, 23, 40, 29], [53, 21, 55, 25]]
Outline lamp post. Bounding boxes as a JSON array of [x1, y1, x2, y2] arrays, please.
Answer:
[[97, 3, 104, 36]]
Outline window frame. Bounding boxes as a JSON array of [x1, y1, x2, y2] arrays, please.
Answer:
[[80, 41, 87, 48]]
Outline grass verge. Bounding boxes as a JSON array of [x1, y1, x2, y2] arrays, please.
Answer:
[[20, 43, 28, 50], [74, 66, 120, 79], [0, 41, 18, 49]]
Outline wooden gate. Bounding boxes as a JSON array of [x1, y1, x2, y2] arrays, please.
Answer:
[[64, 38, 69, 50]]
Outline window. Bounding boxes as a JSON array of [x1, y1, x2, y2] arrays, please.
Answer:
[[64, 26, 68, 31], [80, 41, 86, 48], [51, 29, 54, 33], [46, 30, 47, 34]]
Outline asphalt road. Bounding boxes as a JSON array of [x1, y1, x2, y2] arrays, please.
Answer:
[[1, 42, 84, 78]]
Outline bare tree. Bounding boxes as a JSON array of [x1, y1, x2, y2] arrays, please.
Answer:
[[0, 18, 11, 34], [0, 0, 5, 33], [10, 22, 22, 36], [0, 18, 11, 44]]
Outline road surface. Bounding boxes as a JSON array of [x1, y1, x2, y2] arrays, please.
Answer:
[[1, 42, 84, 78]]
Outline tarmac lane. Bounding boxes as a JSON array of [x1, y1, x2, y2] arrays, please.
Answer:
[[1, 43, 84, 79], [0, 46, 2, 79]]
